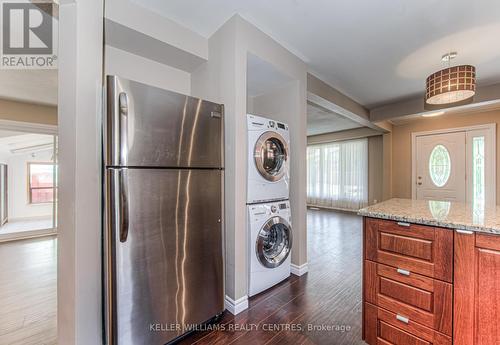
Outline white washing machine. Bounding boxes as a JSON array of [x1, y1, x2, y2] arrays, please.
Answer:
[[248, 200, 292, 297], [247, 114, 290, 204]]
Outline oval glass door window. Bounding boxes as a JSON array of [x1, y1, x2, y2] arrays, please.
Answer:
[[429, 144, 451, 187]]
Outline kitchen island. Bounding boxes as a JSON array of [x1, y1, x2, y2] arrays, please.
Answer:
[[358, 198, 500, 345]]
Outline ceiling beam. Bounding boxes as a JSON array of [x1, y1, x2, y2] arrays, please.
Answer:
[[105, 19, 207, 73], [308, 127, 383, 144], [307, 92, 389, 133], [307, 73, 390, 133], [307, 73, 369, 120], [369, 82, 500, 122]]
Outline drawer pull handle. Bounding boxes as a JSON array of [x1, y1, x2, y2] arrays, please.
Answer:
[[397, 268, 410, 276], [396, 314, 409, 324], [456, 229, 474, 235], [396, 221, 411, 227]]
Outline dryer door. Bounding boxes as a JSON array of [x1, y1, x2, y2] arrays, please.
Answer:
[[256, 216, 292, 268], [254, 131, 288, 182]]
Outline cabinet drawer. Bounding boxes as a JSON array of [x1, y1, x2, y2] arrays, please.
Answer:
[[364, 303, 452, 345], [365, 218, 453, 282], [364, 261, 452, 335]]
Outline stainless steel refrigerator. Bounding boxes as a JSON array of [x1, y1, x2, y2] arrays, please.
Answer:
[[104, 75, 225, 345]]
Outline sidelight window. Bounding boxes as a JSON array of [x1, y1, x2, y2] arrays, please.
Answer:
[[472, 136, 485, 208]]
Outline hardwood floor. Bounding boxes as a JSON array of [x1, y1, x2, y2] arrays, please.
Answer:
[[0, 237, 57, 345], [0, 210, 363, 345], [180, 209, 365, 345]]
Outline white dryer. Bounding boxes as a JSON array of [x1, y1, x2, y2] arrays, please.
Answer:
[[247, 114, 290, 204], [248, 200, 292, 297]]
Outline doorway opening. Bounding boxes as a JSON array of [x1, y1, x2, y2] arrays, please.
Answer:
[[303, 81, 388, 344], [411, 124, 496, 206], [0, 1, 59, 344], [0, 124, 58, 242]]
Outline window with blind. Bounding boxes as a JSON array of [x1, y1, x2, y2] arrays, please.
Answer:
[[307, 138, 368, 210]]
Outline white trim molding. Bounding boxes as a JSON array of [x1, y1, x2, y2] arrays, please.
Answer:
[[0, 119, 57, 135], [0, 228, 56, 243], [224, 295, 249, 315], [291, 263, 309, 276]]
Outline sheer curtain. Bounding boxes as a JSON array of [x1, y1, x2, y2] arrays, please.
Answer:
[[307, 138, 368, 210]]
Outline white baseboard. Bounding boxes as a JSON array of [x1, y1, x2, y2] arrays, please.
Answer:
[[224, 295, 249, 315], [9, 215, 53, 222], [0, 228, 57, 243], [291, 263, 308, 276]]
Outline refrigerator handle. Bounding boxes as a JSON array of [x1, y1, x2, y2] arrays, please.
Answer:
[[110, 168, 130, 244], [118, 169, 129, 243], [118, 92, 129, 166]]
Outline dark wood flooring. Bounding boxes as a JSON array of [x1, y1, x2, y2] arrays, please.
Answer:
[[0, 210, 364, 345], [180, 209, 365, 345]]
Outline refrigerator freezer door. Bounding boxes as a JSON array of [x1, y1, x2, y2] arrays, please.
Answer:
[[105, 75, 223, 168], [105, 168, 224, 345]]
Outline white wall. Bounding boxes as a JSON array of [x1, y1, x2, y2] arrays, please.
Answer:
[[104, 46, 191, 95], [0, 153, 8, 164], [191, 16, 242, 300], [58, 0, 103, 344], [7, 149, 53, 220], [191, 15, 308, 304]]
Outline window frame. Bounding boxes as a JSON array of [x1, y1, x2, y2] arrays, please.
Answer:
[[27, 161, 57, 205]]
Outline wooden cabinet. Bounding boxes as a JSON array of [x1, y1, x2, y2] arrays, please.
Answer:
[[454, 231, 500, 345], [365, 218, 453, 282], [364, 303, 452, 345], [365, 261, 452, 335], [363, 217, 500, 345], [363, 218, 453, 344]]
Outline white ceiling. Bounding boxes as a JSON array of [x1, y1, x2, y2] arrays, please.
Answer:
[[133, 0, 500, 108], [0, 131, 54, 157], [0, 70, 58, 105], [307, 103, 362, 136]]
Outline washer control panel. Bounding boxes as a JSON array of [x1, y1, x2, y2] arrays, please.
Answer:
[[249, 201, 290, 220], [247, 114, 289, 132]]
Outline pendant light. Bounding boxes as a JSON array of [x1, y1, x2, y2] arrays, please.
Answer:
[[425, 52, 476, 106]]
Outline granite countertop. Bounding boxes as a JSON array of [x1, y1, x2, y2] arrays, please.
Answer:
[[358, 198, 500, 235]]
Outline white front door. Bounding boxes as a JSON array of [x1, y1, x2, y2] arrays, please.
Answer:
[[415, 132, 466, 201]]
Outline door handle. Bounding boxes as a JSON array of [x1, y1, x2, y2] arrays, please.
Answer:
[[118, 92, 129, 166], [396, 221, 411, 227], [110, 169, 129, 243]]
